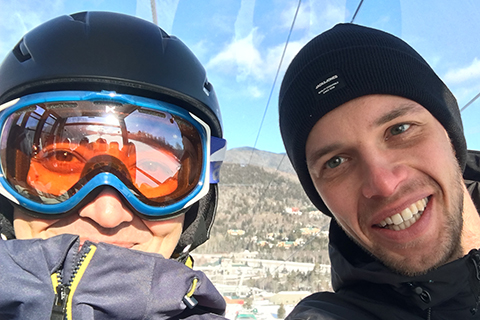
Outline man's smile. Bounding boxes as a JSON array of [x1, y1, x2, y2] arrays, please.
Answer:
[[376, 197, 429, 231]]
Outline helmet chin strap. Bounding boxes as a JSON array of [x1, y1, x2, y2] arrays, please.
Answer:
[[0, 195, 14, 239], [174, 184, 218, 258], [0, 211, 15, 240]]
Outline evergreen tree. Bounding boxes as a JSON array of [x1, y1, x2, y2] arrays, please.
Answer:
[[277, 303, 286, 319]]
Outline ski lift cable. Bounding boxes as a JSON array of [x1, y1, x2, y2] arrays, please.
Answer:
[[247, 0, 302, 166], [350, 0, 365, 23], [460, 91, 480, 112]]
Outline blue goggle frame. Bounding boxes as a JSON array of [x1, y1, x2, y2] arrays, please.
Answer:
[[0, 91, 226, 218]]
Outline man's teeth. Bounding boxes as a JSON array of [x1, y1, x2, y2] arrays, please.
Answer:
[[378, 197, 429, 231]]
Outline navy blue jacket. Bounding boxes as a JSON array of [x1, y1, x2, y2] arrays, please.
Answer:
[[0, 234, 226, 319]]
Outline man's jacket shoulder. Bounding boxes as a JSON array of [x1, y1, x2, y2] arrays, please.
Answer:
[[286, 291, 381, 320]]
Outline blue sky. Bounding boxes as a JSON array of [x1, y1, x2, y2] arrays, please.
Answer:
[[1, 0, 479, 154]]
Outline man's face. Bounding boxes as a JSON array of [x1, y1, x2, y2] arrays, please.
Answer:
[[13, 189, 184, 259], [305, 94, 464, 276]]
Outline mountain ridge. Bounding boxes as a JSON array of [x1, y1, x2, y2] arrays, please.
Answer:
[[224, 147, 296, 175]]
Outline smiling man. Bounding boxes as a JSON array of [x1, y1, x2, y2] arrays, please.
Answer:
[[0, 11, 227, 320], [279, 23, 480, 319]]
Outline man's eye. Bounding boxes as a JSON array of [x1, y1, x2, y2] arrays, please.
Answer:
[[42, 150, 76, 163], [37, 149, 84, 173], [390, 123, 411, 135], [54, 151, 74, 162], [325, 156, 344, 169]]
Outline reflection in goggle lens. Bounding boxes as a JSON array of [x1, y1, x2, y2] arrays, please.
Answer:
[[2, 100, 204, 208]]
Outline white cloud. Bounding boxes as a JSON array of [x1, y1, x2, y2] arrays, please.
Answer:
[[280, 0, 344, 35], [315, 2, 345, 28], [280, 1, 311, 30], [273, 0, 346, 73], [247, 85, 263, 98], [189, 39, 210, 63], [206, 0, 267, 84], [235, 0, 255, 40], [267, 39, 306, 75], [206, 28, 264, 81], [444, 57, 480, 84], [206, 28, 307, 86]]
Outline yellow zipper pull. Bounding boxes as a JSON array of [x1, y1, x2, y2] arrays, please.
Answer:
[[183, 278, 199, 309]]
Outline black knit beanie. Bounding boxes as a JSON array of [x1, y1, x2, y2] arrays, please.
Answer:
[[279, 23, 467, 217]]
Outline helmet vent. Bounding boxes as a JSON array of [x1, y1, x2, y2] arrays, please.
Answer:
[[70, 11, 88, 23], [203, 80, 212, 97], [13, 40, 31, 63]]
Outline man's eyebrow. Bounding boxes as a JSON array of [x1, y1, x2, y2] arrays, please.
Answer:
[[373, 104, 421, 127], [306, 143, 342, 167]]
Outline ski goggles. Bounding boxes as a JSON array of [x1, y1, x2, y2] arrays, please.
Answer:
[[0, 91, 226, 218]]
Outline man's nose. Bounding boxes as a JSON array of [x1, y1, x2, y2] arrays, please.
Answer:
[[79, 188, 134, 228], [360, 151, 408, 199]]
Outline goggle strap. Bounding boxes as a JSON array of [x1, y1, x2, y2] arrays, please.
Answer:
[[210, 136, 226, 184]]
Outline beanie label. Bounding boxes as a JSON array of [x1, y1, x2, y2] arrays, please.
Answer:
[[313, 71, 346, 99]]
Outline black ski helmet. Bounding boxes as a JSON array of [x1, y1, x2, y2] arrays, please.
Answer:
[[0, 11, 223, 257]]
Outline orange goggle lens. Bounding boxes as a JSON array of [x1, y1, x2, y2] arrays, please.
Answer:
[[0, 93, 208, 214]]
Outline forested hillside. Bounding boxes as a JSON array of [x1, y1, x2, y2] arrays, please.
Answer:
[[196, 148, 332, 265]]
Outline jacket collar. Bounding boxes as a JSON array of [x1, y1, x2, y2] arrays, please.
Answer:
[[329, 220, 480, 311]]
